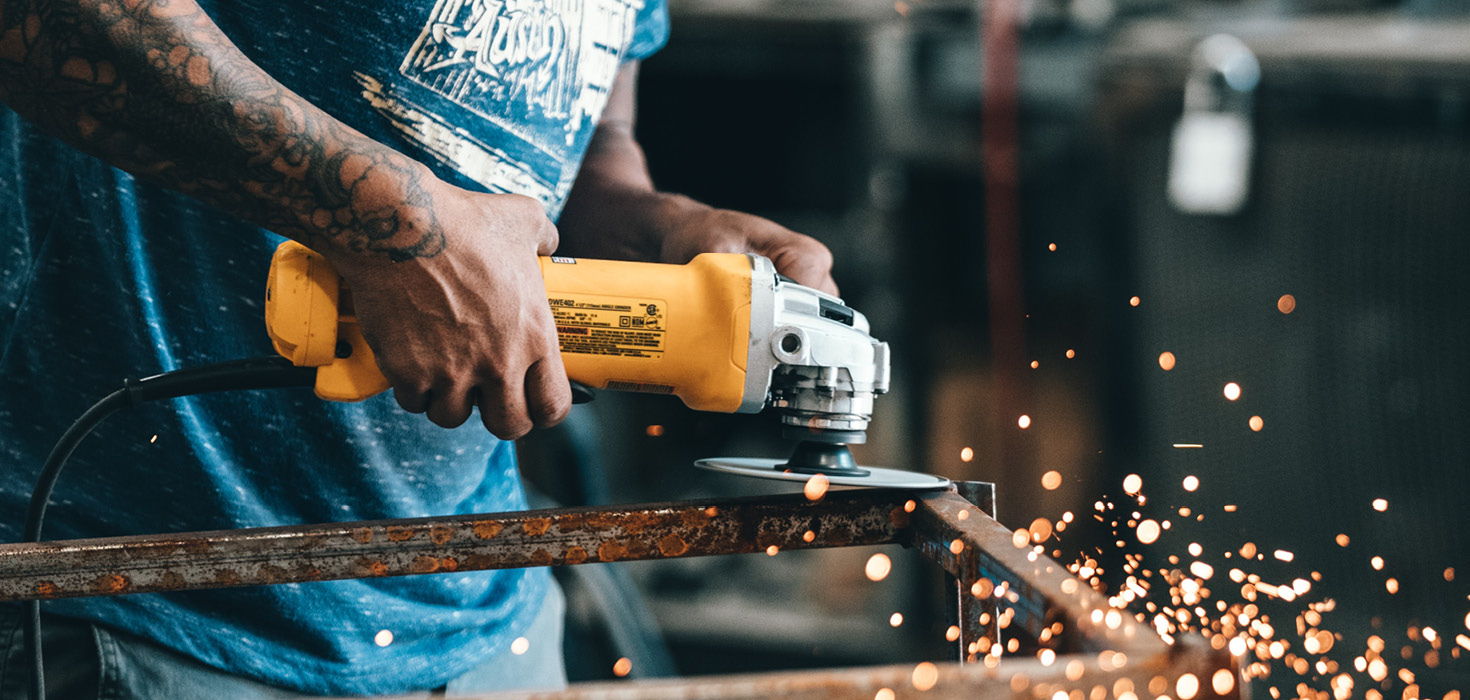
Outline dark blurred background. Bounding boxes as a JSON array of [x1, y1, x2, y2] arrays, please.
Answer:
[[520, 0, 1470, 696]]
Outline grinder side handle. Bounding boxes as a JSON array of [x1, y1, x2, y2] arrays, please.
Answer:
[[264, 241, 390, 402]]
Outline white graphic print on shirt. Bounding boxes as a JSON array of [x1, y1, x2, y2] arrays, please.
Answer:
[[356, 0, 644, 213]]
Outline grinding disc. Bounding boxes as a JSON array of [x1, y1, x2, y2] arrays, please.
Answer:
[[695, 457, 951, 490]]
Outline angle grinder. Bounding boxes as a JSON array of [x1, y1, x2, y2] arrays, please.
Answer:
[[266, 241, 948, 490]]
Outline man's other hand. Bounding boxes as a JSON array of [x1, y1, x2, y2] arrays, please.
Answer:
[[654, 197, 839, 296], [329, 189, 572, 439]]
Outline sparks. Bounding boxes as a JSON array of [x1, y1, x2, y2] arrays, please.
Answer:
[[865, 553, 892, 582], [1158, 351, 1177, 371], [910, 662, 939, 691], [802, 473, 830, 501], [1137, 519, 1161, 545]]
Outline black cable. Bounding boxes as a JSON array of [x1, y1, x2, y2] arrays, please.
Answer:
[[23, 357, 315, 700]]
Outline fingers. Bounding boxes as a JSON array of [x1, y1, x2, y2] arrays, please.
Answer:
[[478, 350, 571, 439], [768, 234, 839, 296], [425, 379, 476, 429], [477, 374, 531, 440], [524, 357, 573, 428], [393, 384, 430, 414]]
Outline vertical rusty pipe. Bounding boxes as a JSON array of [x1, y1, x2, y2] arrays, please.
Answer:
[[980, 0, 1029, 479]]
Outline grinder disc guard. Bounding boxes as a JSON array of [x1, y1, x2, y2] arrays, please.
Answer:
[[694, 457, 950, 490], [696, 441, 949, 490]]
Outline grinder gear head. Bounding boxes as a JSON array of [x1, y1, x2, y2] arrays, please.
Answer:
[[739, 258, 890, 439]]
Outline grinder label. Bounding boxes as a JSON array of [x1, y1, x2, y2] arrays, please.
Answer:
[[549, 294, 666, 358]]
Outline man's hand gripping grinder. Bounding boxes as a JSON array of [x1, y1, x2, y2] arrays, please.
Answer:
[[265, 241, 947, 489]]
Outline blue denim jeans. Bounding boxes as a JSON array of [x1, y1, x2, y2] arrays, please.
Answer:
[[0, 582, 566, 698]]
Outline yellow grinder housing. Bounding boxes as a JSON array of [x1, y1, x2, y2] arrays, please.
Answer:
[[265, 241, 758, 412]]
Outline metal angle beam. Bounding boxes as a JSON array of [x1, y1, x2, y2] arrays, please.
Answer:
[[909, 486, 1169, 662], [460, 636, 1235, 700], [0, 490, 913, 603]]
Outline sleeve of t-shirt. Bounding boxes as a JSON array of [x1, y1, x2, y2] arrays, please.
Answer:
[[626, 0, 670, 61]]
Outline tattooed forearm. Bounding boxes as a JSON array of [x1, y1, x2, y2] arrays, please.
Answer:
[[0, 0, 444, 261]]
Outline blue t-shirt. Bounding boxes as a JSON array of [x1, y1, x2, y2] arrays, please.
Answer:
[[0, 0, 667, 695]]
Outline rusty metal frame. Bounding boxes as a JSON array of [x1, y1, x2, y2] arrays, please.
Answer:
[[0, 483, 1239, 699]]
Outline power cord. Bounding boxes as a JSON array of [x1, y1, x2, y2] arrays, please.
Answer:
[[22, 357, 316, 700]]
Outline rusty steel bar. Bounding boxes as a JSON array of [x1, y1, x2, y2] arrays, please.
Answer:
[[0, 481, 1242, 700], [467, 635, 1236, 700], [943, 481, 1002, 663], [910, 489, 1168, 661], [0, 489, 915, 603]]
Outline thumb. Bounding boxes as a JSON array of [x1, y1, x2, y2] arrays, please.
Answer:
[[535, 217, 560, 257], [764, 236, 838, 296]]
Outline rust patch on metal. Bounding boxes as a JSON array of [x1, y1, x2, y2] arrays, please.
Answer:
[[211, 569, 240, 586], [657, 533, 689, 557], [410, 555, 440, 573], [350, 528, 374, 543], [598, 540, 630, 562], [159, 571, 186, 589], [93, 574, 130, 594], [563, 546, 589, 565], [439, 557, 459, 571], [385, 526, 415, 542], [522, 518, 552, 536], [428, 525, 454, 545], [529, 549, 554, 567], [472, 521, 503, 540], [34, 581, 57, 597], [583, 513, 628, 531], [368, 561, 389, 576]]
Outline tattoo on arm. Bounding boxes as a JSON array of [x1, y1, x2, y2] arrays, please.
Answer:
[[0, 0, 444, 261]]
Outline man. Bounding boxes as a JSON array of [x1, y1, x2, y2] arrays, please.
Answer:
[[0, 0, 835, 696]]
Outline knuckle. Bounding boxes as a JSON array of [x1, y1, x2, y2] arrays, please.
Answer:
[[428, 406, 469, 429], [486, 417, 532, 441], [800, 236, 834, 266], [393, 388, 427, 413], [534, 395, 571, 426]]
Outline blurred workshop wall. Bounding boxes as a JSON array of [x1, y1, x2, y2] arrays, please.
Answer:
[[1095, 12, 1470, 694]]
